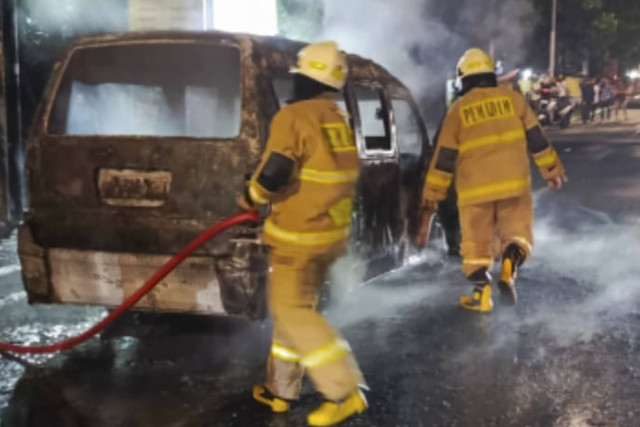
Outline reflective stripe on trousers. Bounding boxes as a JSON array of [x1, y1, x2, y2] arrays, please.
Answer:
[[271, 339, 352, 368], [463, 257, 494, 268], [271, 343, 300, 363], [301, 339, 351, 368], [264, 219, 350, 246]]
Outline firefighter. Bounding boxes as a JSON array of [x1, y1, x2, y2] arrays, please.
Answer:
[[419, 48, 567, 312], [238, 41, 367, 426]]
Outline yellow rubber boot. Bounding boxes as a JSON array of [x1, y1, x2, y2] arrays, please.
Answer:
[[459, 285, 493, 313], [253, 385, 290, 413], [307, 389, 368, 426], [497, 243, 525, 306], [497, 258, 517, 306]]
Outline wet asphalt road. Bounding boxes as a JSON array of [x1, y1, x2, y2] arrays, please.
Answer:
[[2, 126, 640, 427]]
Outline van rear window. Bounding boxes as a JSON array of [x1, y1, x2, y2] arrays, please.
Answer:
[[48, 43, 241, 138]]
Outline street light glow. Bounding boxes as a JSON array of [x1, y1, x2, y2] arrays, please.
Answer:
[[627, 70, 640, 80]]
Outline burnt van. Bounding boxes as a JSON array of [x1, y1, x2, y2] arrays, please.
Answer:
[[18, 32, 437, 319]]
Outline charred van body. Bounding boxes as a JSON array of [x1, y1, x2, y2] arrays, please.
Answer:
[[19, 32, 443, 319]]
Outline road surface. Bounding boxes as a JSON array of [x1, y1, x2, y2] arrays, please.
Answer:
[[2, 121, 640, 426]]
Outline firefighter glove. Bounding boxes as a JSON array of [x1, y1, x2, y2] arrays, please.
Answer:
[[415, 201, 439, 248]]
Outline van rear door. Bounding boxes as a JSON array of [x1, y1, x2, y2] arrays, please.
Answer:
[[21, 39, 264, 315], [28, 41, 250, 254]]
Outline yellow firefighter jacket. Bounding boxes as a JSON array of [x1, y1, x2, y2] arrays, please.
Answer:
[[423, 86, 565, 207], [248, 95, 359, 254]]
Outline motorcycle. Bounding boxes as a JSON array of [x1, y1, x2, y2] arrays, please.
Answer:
[[536, 86, 575, 129]]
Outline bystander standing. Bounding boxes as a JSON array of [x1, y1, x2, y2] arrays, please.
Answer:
[[599, 78, 614, 121], [580, 78, 596, 123], [566, 75, 583, 108], [614, 77, 630, 121]]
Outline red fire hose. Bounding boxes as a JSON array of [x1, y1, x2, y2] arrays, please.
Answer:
[[0, 211, 261, 355]]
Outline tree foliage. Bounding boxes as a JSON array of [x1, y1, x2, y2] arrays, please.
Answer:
[[529, 0, 640, 74], [605, 0, 640, 69]]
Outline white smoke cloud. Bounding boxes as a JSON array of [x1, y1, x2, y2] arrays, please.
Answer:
[[326, 192, 640, 350], [326, 247, 457, 329], [319, 0, 538, 118], [521, 211, 640, 344], [321, 0, 463, 104], [21, 0, 126, 36]]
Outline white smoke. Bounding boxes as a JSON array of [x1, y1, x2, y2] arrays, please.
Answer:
[[321, 0, 463, 103], [319, 0, 538, 118], [521, 209, 640, 345], [326, 193, 640, 349], [327, 248, 456, 328], [21, 0, 126, 37]]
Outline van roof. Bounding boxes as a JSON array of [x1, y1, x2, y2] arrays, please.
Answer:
[[63, 31, 411, 98]]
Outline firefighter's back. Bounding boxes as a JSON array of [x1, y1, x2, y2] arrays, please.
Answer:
[[450, 86, 532, 206]]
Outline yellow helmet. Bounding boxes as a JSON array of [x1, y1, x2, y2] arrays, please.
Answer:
[[457, 48, 496, 79], [292, 41, 348, 90]]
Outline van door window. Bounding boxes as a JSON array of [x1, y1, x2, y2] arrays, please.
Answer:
[[354, 86, 392, 152], [391, 99, 423, 156], [48, 43, 241, 138]]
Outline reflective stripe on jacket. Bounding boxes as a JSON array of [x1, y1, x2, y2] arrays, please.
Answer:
[[249, 95, 359, 254]]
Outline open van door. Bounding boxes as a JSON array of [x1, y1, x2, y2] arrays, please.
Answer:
[[349, 83, 403, 274]]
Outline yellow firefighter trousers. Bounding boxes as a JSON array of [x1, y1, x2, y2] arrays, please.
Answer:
[[460, 192, 533, 277], [265, 248, 363, 401]]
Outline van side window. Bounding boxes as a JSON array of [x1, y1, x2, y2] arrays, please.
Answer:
[[391, 99, 423, 156], [354, 86, 391, 152], [48, 44, 241, 138]]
